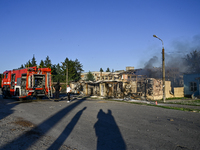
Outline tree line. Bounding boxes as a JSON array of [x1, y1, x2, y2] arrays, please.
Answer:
[[85, 68, 113, 81], [19, 55, 84, 83], [1, 49, 199, 85], [184, 50, 200, 73]]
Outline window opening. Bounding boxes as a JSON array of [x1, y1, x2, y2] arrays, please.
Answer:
[[190, 82, 197, 92]]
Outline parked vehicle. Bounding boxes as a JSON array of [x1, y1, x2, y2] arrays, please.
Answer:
[[1, 66, 52, 100]]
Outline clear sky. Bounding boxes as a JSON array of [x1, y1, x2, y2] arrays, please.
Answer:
[[0, 0, 200, 73]]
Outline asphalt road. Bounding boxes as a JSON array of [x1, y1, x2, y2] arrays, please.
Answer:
[[0, 95, 200, 150]]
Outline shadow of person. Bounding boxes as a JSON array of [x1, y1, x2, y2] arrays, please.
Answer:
[[0, 96, 19, 121], [47, 107, 87, 150], [0, 97, 87, 150], [94, 109, 126, 150]]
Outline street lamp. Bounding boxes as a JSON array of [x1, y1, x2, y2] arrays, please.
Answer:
[[153, 35, 166, 102]]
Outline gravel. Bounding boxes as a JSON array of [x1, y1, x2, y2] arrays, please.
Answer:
[[0, 97, 75, 150]]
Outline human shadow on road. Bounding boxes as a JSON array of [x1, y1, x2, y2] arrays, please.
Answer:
[[0, 95, 19, 121], [0, 97, 87, 150], [47, 107, 87, 150], [94, 109, 126, 150]]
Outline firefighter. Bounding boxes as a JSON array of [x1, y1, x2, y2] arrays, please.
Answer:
[[53, 81, 62, 102]]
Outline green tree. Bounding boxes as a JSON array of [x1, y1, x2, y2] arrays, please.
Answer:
[[52, 63, 65, 82], [31, 55, 37, 67], [19, 64, 24, 69], [185, 50, 200, 73], [86, 71, 95, 81], [106, 67, 110, 72], [51, 64, 58, 82], [44, 56, 51, 68], [100, 68, 103, 72], [24, 60, 32, 68], [61, 57, 70, 83], [18, 56, 84, 83], [74, 58, 84, 81], [61, 57, 84, 83], [39, 60, 45, 68]]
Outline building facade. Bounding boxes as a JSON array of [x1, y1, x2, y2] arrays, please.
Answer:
[[76, 67, 184, 100], [184, 73, 200, 97]]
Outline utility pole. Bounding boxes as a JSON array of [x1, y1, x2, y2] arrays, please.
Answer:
[[66, 62, 68, 87], [153, 35, 166, 102], [162, 46, 166, 102]]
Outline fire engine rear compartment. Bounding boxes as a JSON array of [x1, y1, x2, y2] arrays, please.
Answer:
[[2, 67, 52, 100], [33, 74, 45, 88], [16, 74, 46, 98], [31, 74, 46, 98]]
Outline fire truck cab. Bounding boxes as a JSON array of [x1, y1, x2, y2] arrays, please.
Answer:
[[1, 67, 52, 100]]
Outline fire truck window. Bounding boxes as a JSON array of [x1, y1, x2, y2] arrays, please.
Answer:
[[11, 74, 15, 81], [17, 78, 21, 86], [6, 73, 8, 78]]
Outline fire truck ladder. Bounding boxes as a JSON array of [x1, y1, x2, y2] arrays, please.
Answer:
[[46, 73, 53, 100], [48, 86, 53, 97]]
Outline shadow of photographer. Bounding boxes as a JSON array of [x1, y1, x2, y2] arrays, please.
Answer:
[[94, 109, 126, 150]]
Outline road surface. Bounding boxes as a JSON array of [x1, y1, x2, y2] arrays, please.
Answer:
[[0, 95, 200, 150]]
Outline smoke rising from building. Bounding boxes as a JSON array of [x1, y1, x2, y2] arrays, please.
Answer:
[[141, 34, 200, 87], [144, 34, 200, 73]]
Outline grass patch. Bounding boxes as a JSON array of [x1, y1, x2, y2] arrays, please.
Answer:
[[193, 100, 200, 103], [152, 105, 200, 113], [106, 99, 200, 113], [88, 97, 200, 113], [167, 100, 200, 106], [166, 97, 187, 100]]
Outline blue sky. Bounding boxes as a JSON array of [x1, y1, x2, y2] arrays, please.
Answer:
[[0, 0, 200, 73]]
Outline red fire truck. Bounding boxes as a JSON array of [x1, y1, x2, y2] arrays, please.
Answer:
[[1, 66, 52, 100]]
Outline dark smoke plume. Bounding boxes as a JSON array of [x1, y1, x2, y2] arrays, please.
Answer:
[[144, 56, 159, 69], [142, 34, 200, 87], [144, 34, 200, 73]]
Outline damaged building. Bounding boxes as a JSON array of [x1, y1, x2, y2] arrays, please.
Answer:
[[184, 73, 200, 98], [73, 67, 184, 100]]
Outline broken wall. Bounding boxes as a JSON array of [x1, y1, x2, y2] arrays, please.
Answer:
[[77, 77, 184, 100], [165, 81, 184, 98], [165, 81, 174, 98], [146, 78, 163, 100], [174, 87, 184, 97]]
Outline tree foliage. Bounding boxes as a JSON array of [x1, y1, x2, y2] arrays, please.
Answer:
[[100, 68, 103, 72], [20, 55, 37, 68], [24, 60, 32, 68], [61, 58, 83, 83], [31, 55, 37, 67], [106, 67, 110, 72], [19, 64, 24, 69], [86, 71, 95, 81], [184, 50, 200, 73], [19, 55, 84, 82], [39, 60, 45, 68], [44, 56, 51, 68]]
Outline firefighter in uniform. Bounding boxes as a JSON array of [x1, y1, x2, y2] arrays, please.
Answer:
[[53, 81, 62, 101]]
